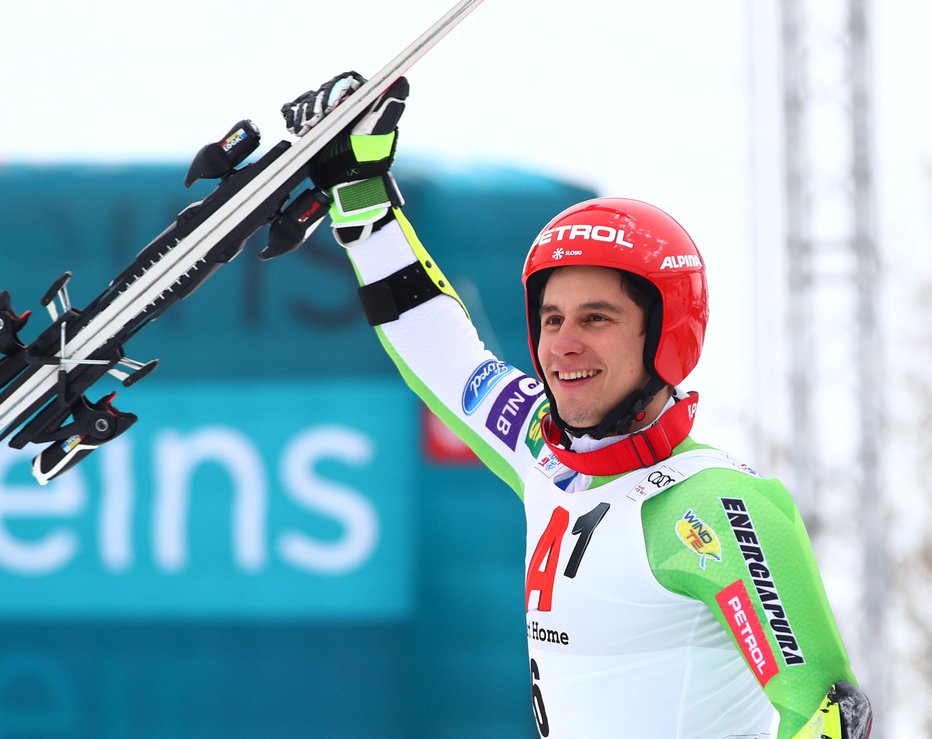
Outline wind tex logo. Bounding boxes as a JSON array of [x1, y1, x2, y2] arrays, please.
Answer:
[[675, 509, 722, 568], [461, 360, 512, 415]]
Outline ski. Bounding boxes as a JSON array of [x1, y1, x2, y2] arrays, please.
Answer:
[[0, 0, 485, 484]]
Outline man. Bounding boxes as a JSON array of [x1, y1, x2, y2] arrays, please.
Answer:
[[282, 73, 873, 738]]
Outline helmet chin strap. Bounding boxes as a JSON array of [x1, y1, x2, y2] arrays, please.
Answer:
[[554, 375, 669, 441], [541, 390, 700, 476]]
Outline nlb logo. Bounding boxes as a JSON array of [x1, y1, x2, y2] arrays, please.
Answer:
[[675, 509, 722, 569], [462, 360, 512, 415], [485, 376, 545, 450]]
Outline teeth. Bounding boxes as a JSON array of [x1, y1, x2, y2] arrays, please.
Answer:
[[557, 370, 598, 381]]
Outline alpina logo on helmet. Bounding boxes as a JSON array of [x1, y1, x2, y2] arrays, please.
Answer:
[[660, 255, 702, 269], [532, 224, 635, 249]]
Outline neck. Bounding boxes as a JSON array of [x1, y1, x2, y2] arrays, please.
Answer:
[[566, 393, 676, 453], [628, 387, 672, 432]]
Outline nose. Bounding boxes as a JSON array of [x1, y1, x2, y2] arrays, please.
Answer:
[[547, 322, 585, 358]]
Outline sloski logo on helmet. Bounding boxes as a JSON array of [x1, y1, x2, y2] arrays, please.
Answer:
[[532, 224, 635, 249], [462, 360, 513, 415], [551, 247, 583, 260]]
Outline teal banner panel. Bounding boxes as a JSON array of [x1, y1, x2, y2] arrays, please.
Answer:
[[0, 163, 595, 381], [0, 379, 414, 619]]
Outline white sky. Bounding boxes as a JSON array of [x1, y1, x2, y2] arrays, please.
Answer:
[[4, 0, 928, 452], [2, 2, 931, 731], [0, 0, 760, 442]]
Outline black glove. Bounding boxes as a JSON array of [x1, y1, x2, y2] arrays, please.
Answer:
[[281, 72, 410, 246]]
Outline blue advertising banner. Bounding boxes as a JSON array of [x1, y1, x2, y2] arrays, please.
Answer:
[[0, 164, 594, 382], [0, 379, 415, 619]]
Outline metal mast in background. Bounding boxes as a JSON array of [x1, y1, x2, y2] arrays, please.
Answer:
[[779, 0, 886, 724]]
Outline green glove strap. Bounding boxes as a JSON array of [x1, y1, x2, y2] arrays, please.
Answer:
[[329, 173, 404, 231], [332, 178, 390, 224], [349, 132, 396, 163]]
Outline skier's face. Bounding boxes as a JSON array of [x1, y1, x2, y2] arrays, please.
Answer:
[[537, 266, 651, 429]]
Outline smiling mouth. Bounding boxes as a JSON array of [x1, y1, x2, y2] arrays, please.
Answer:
[[555, 369, 600, 381]]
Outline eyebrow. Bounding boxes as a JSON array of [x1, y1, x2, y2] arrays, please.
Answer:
[[539, 300, 625, 315]]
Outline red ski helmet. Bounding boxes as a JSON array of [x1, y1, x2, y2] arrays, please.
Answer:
[[523, 198, 709, 389]]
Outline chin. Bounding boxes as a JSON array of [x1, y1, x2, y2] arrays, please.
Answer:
[[560, 411, 601, 429]]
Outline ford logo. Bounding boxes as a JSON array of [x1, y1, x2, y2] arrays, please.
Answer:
[[462, 360, 512, 415]]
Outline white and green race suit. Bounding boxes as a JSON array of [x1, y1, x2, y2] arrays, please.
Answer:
[[344, 210, 859, 739]]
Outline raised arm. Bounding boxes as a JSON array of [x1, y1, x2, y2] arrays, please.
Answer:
[[282, 73, 547, 497]]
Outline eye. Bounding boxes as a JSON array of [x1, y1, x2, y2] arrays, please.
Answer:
[[541, 314, 562, 327]]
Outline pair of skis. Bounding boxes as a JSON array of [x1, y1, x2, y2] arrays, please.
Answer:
[[0, 0, 484, 484]]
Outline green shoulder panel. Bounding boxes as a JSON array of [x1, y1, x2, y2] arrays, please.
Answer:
[[642, 465, 856, 737]]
